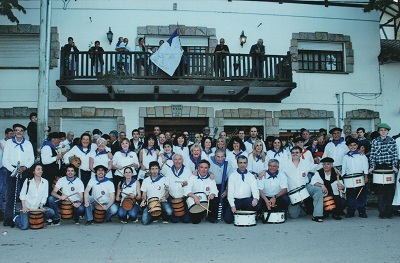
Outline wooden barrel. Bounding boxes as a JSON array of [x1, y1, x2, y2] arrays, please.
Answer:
[[29, 211, 45, 229], [323, 196, 336, 211], [93, 204, 106, 223], [60, 200, 74, 219], [122, 196, 136, 211], [171, 198, 185, 217], [148, 197, 162, 217]]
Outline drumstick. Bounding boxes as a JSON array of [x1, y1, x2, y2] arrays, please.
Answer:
[[55, 192, 78, 203], [90, 195, 106, 210], [206, 198, 210, 217], [59, 189, 75, 204], [20, 208, 45, 213], [199, 204, 211, 213], [356, 187, 363, 199], [175, 180, 184, 183], [336, 174, 343, 198]]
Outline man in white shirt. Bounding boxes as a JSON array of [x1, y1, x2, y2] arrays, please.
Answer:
[[0, 128, 13, 218], [258, 159, 289, 219], [224, 155, 260, 224], [322, 127, 348, 171], [184, 160, 219, 224], [2, 124, 34, 227], [165, 154, 192, 223], [283, 146, 323, 222], [84, 165, 118, 225], [48, 164, 85, 224]]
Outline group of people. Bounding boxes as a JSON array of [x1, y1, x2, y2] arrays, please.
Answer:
[[0, 118, 399, 230]]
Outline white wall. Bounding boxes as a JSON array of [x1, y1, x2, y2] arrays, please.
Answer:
[[0, 0, 390, 134]]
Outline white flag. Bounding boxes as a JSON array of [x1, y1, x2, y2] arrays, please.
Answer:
[[150, 29, 183, 76]]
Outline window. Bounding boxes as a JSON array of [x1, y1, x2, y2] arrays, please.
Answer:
[[297, 41, 345, 72]]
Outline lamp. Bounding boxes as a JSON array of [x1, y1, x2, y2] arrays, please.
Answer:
[[106, 27, 114, 45], [240, 30, 247, 47]]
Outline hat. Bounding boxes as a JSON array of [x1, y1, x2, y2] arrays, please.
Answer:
[[48, 132, 61, 140], [329, 127, 342, 134], [320, 157, 334, 163], [293, 137, 305, 143], [94, 165, 108, 172], [377, 123, 391, 131], [346, 138, 359, 146], [12, 123, 26, 131]]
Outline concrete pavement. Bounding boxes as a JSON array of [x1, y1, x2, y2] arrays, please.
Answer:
[[1, 206, 399, 263]]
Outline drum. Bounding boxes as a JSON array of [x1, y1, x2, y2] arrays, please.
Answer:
[[263, 211, 285, 224], [288, 185, 310, 205], [171, 198, 185, 217], [323, 196, 336, 211], [52, 176, 60, 190], [60, 200, 73, 219], [70, 156, 82, 168], [148, 197, 162, 217], [343, 173, 365, 188], [186, 192, 208, 214], [373, 170, 395, 185], [234, 211, 257, 227], [29, 211, 45, 229], [93, 204, 106, 223], [122, 196, 136, 211]]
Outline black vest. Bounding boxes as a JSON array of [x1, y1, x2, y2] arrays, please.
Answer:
[[317, 168, 341, 196], [42, 146, 60, 176]]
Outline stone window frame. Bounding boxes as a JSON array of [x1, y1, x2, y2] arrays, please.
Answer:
[[0, 24, 60, 68], [215, 108, 272, 137], [139, 106, 214, 129], [344, 109, 380, 136], [0, 107, 125, 132], [273, 108, 335, 135], [290, 32, 354, 74]]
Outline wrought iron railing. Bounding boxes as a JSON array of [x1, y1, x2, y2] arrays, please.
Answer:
[[60, 48, 293, 82]]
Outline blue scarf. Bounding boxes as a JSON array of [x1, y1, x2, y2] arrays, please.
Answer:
[[203, 148, 213, 155], [246, 139, 254, 145], [233, 150, 244, 159], [122, 178, 136, 188], [163, 152, 174, 160], [171, 165, 184, 178], [256, 154, 262, 162], [95, 149, 108, 157], [177, 145, 185, 151], [42, 140, 58, 151], [190, 155, 201, 170], [272, 149, 282, 158], [211, 156, 224, 168], [332, 137, 345, 147], [197, 173, 210, 180], [146, 147, 154, 156], [267, 170, 279, 179], [77, 145, 91, 155], [150, 174, 163, 183], [347, 150, 359, 158], [67, 176, 78, 185], [120, 149, 132, 157], [12, 136, 25, 152], [96, 177, 109, 185], [237, 168, 248, 182]]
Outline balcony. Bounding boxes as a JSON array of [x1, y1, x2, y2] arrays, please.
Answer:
[[56, 49, 296, 102]]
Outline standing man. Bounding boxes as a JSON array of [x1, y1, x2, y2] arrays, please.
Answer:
[[369, 123, 398, 218], [115, 37, 131, 74], [357, 127, 371, 157], [238, 129, 246, 143], [41, 132, 63, 194], [129, 129, 141, 154], [244, 126, 266, 153], [250, 39, 265, 78], [214, 38, 230, 78], [202, 127, 211, 138], [88, 40, 104, 75], [63, 37, 79, 76], [224, 155, 260, 224], [66, 131, 74, 149], [2, 124, 34, 227], [48, 164, 85, 224], [0, 128, 14, 220], [84, 165, 118, 225], [109, 130, 120, 154], [138, 127, 145, 146], [322, 127, 348, 172]]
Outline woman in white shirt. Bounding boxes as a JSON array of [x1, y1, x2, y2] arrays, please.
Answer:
[[113, 138, 139, 188]]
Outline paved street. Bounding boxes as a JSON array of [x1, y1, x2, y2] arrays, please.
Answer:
[[0, 206, 399, 263]]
